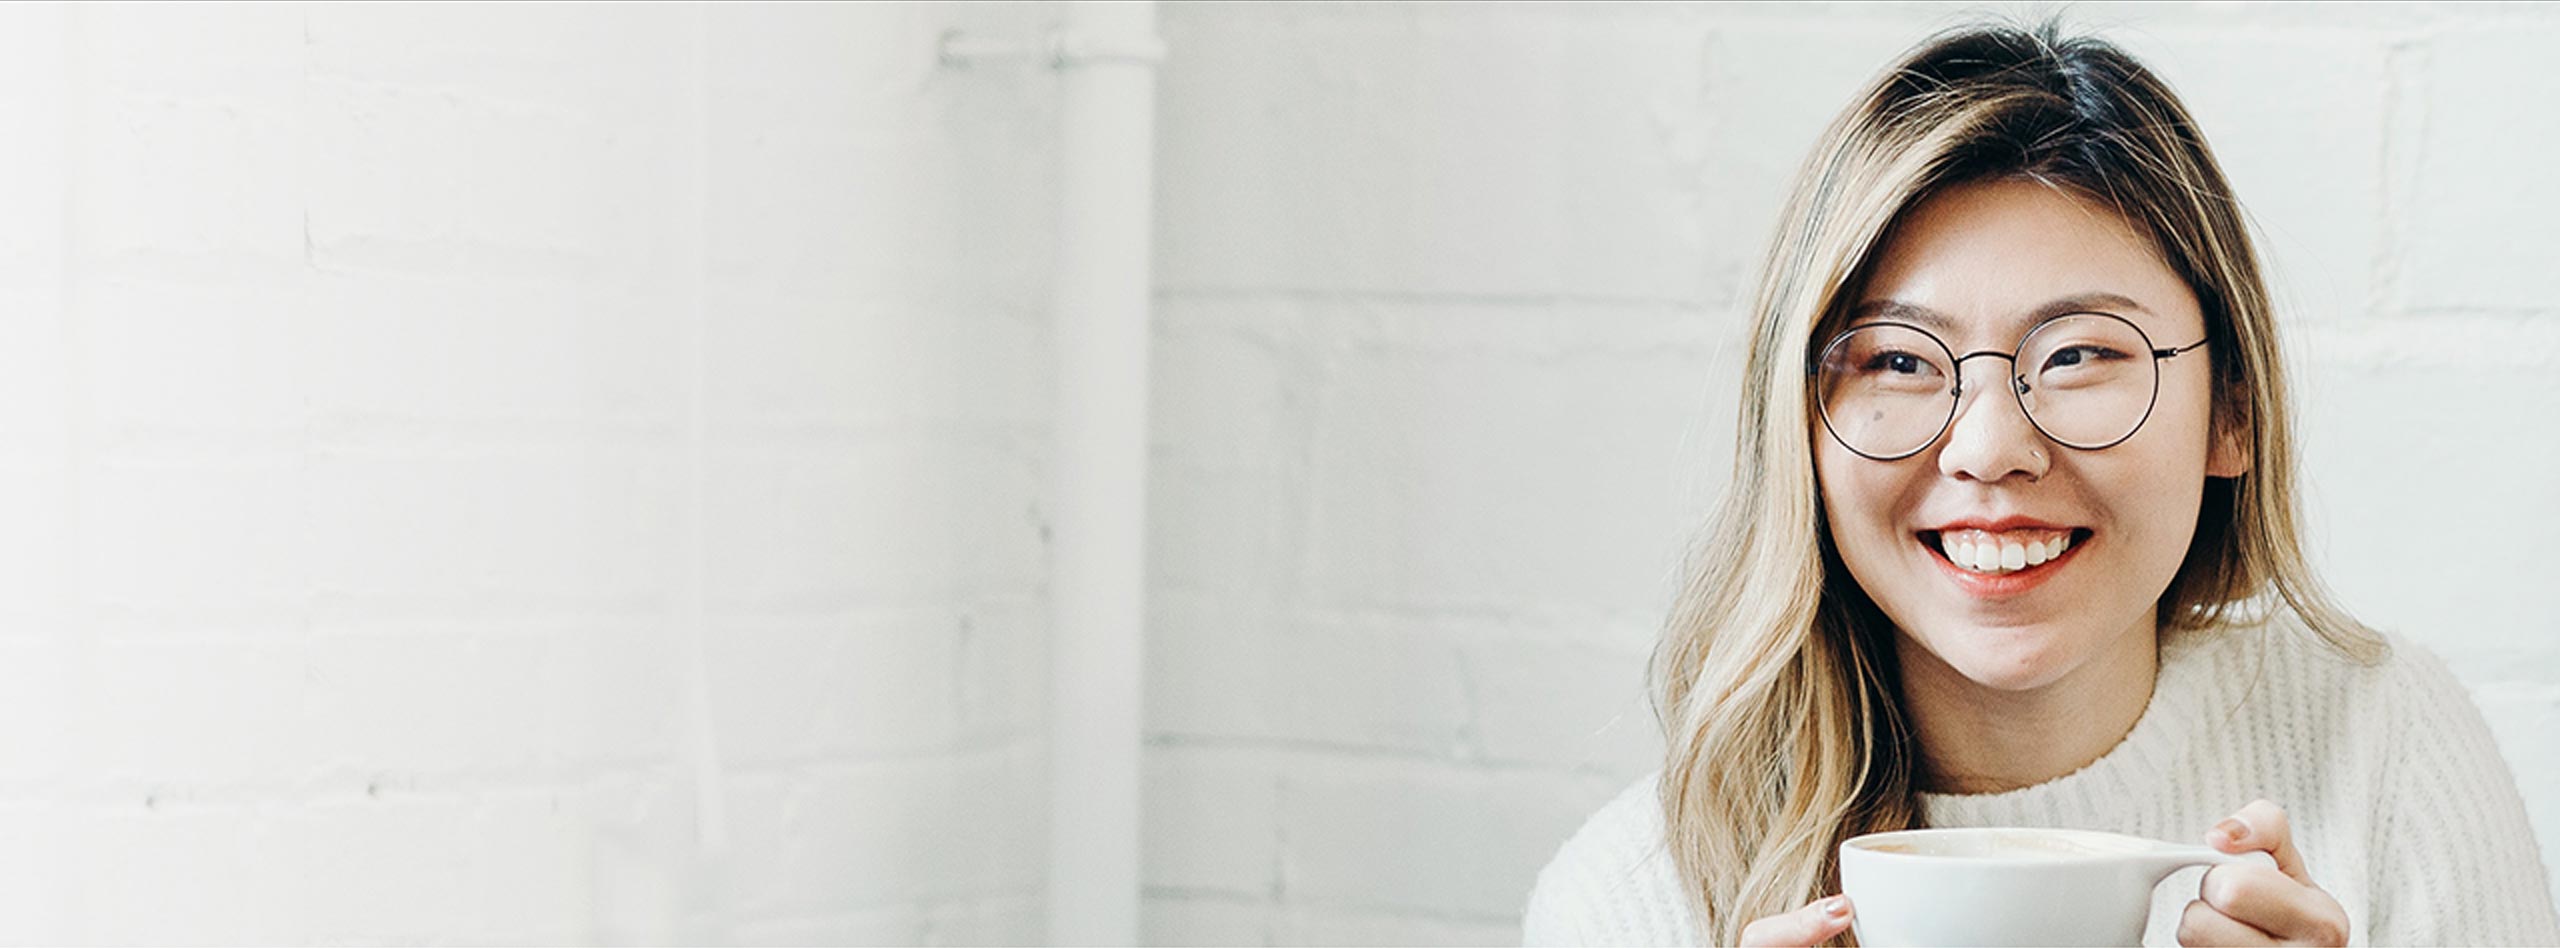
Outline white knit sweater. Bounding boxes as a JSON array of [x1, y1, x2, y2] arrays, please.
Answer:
[[1522, 618, 2560, 946]]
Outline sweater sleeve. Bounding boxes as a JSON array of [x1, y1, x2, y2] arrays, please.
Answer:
[[1519, 773, 1698, 946], [2365, 645, 2560, 946], [1519, 829, 1696, 948], [1521, 860, 1589, 947]]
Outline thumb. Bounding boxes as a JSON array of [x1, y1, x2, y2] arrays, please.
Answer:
[[2209, 799, 2311, 884], [1739, 895, 1855, 947]]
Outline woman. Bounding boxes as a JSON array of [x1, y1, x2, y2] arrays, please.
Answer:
[[1522, 19, 2560, 948]]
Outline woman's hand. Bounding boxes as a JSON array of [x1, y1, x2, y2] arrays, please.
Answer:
[[2178, 800, 2351, 946], [1739, 894, 1854, 947]]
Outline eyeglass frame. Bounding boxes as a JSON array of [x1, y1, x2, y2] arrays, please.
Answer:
[[1807, 310, 2210, 462]]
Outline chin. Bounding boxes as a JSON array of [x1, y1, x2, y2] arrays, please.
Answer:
[[1922, 623, 2087, 692]]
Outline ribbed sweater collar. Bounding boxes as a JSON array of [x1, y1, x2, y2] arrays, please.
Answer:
[[1915, 624, 2260, 829]]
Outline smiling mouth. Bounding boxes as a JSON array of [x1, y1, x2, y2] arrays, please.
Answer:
[[1915, 528, 2095, 575]]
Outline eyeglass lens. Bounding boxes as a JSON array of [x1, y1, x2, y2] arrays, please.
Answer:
[[1816, 313, 2160, 460]]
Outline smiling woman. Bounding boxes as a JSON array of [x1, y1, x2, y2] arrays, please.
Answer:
[[1820, 179, 2242, 711], [1521, 17, 2560, 948]]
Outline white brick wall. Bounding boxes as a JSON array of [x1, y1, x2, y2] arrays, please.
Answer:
[[1151, 2, 2560, 944], [16, 2, 2559, 944], [0, 0, 1059, 943]]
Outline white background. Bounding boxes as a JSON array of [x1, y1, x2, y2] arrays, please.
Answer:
[[0, 1, 2551, 945]]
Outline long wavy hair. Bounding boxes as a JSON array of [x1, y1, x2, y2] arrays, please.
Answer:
[[1651, 18, 2387, 945]]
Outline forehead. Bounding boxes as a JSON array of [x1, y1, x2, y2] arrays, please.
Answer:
[[1850, 178, 2202, 343]]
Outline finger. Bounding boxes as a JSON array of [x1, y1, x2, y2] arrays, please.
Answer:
[[2210, 799, 2314, 885], [2199, 863, 2349, 944], [1738, 895, 1854, 948], [2177, 898, 2279, 947]]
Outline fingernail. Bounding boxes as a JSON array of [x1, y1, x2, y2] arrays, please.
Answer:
[[1822, 896, 1851, 918], [2212, 817, 2248, 843]]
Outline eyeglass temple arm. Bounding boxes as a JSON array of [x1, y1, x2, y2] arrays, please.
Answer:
[[2152, 338, 2209, 360]]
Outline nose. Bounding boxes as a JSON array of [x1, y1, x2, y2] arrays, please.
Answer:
[[1936, 354, 2051, 483]]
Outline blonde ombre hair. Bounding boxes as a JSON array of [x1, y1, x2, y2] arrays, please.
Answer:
[[1653, 19, 2387, 944]]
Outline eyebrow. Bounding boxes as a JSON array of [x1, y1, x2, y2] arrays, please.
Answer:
[[1847, 292, 2156, 334]]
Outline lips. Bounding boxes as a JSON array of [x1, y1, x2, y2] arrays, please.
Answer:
[[1927, 527, 2084, 573], [1913, 524, 2095, 598]]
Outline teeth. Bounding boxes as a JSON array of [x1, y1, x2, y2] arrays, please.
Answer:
[[1935, 528, 2078, 575]]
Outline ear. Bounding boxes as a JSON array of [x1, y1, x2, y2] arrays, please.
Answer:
[[2205, 406, 2252, 478]]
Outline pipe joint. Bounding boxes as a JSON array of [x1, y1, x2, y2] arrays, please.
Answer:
[[939, 29, 1165, 69], [1051, 31, 1166, 67]]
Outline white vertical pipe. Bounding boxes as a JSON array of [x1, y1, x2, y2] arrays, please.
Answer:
[[678, 2, 730, 941], [1047, 2, 1159, 945]]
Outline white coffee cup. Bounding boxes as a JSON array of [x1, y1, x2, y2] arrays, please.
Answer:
[[1840, 826, 2262, 946]]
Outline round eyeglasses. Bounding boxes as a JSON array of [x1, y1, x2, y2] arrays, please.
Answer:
[[1811, 311, 2208, 462]]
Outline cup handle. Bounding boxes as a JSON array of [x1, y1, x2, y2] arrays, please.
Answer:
[[2138, 844, 2279, 886]]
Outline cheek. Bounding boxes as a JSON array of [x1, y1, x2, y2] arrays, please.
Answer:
[[1812, 439, 1855, 533], [2152, 373, 2223, 461], [1813, 441, 1907, 560], [2125, 389, 2218, 510], [2093, 421, 2217, 581]]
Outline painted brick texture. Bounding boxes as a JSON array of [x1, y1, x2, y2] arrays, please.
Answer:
[[0, 1, 1057, 944], [1149, 3, 2560, 944], [13, 2, 2560, 946]]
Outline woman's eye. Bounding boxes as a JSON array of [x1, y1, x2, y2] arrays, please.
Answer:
[[2044, 345, 2125, 370], [1866, 351, 1932, 375]]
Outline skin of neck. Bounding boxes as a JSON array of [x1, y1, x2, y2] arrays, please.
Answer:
[[1893, 606, 2163, 795]]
